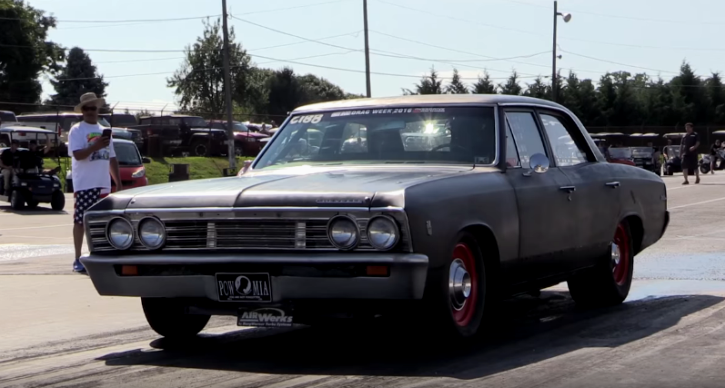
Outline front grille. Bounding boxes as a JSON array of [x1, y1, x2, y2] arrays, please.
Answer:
[[86, 211, 410, 253]]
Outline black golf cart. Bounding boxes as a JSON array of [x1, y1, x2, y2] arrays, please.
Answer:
[[0, 127, 64, 210], [0, 148, 65, 210]]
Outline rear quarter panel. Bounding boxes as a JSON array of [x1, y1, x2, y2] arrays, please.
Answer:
[[403, 169, 519, 278], [608, 163, 668, 253]]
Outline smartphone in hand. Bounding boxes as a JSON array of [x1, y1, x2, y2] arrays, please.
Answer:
[[102, 129, 113, 138]]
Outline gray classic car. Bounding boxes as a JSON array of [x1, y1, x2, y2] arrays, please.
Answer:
[[81, 95, 669, 340]]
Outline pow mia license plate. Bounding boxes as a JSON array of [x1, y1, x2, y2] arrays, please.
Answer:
[[216, 273, 272, 302], [237, 307, 293, 327]]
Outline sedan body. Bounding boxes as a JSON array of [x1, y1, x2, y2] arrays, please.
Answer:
[[80, 95, 669, 340]]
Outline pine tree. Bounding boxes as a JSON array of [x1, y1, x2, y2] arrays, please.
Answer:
[[47, 47, 108, 110], [446, 69, 469, 94], [472, 71, 497, 94]]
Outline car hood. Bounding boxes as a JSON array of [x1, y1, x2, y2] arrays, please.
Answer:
[[102, 165, 482, 210]]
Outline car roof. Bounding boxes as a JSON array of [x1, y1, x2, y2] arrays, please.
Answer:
[[0, 126, 55, 134], [17, 112, 81, 117], [0, 147, 29, 152], [292, 94, 566, 113]]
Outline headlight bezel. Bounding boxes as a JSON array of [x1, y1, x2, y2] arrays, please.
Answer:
[[366, 215, 400, 251], [327, 215, 360, 250], [105, 216, 135, 250], [137, 216, 166, 249]]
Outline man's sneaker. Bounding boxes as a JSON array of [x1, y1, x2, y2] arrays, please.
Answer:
[[72, 259, 86, 274]]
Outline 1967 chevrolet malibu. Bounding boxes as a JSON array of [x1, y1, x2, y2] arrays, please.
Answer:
[[81, 95, 669, 340]]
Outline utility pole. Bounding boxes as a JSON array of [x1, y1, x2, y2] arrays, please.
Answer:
[[552, 0, 558, 103], [221, 0, 236, 173], [363, 0, 371, 97]]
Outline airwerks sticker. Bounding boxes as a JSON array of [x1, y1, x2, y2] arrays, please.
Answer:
[[290, 114, 323, 124], [238, 307, 293, 327]]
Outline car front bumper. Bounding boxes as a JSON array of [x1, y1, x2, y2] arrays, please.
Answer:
[[80, 253, 429, 302]]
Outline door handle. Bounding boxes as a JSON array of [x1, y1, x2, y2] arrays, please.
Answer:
[[559, 185, 576, 193], [605, 181, 620, 188]]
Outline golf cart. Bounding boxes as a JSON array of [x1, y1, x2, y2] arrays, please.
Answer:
[[700, 130, 725, 174], [631, 146, 661, 175], [0, 127, 64, 210], [662, 133, 686, 175], [0, 148, 64, 210], [606, 147, 636, 166]]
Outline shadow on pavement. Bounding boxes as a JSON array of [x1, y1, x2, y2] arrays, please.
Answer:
[[99, 292, 723, 380], [0, 205, 68, 215]]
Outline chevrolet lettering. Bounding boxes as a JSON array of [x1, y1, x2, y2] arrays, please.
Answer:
[[80, 95, 669, 342]]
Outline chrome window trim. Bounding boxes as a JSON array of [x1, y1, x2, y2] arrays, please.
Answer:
[[255, 103, 500, 169]]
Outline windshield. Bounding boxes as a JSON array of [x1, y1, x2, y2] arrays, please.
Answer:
[[0, 112, 16, 122], [254, 106, 496, 169], [183, 117, 208, 127], [609, 147, 632, 159], [114, 142, 142, 166], [631, 147, 654, 157], [233, 122, 249, 132]]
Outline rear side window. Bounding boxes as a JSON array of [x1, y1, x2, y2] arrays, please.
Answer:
[[0, 111, 16, 122], [504, 111, 547, 167]]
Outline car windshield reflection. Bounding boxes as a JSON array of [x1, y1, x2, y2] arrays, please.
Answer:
[[254, 107, 497, 169]]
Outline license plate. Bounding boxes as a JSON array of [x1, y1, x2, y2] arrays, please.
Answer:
[[237, 307, 293, 327], [216, 273, 272, 302]]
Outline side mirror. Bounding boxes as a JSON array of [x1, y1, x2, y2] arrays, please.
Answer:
[[524, 153, 550, 176], [142, 157, 151, 164], [238, 160, 252, 176]]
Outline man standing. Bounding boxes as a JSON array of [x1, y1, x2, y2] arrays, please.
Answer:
[[26, 138, 58, 174], [69, 93, 122, 273], [710, 139, 722, 174], [0, 139, 20, 194], [681, 123, 700, 185]]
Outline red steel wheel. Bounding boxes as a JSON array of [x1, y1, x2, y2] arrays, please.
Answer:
[[449, 242, 479, 328], [612, 223, 631, 286]]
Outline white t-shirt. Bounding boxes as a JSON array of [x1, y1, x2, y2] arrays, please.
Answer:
[[69, 121, 116, 192]]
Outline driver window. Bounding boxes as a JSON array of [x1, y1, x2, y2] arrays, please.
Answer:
[[505, 122, 520, 167], [505, 111, 547, 167], [539, 113, 590, 166]]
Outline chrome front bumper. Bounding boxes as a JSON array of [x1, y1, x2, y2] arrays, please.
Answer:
[[80, 253, 429, 301]]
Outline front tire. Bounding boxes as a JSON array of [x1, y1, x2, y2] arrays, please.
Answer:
[[568, 221, 634, 307], [141, 298, 210, 339], [10, 191, 24, 210], [51, 191, 65, 211], [700, 164, 710, 174], [423, 232, 488, 339]]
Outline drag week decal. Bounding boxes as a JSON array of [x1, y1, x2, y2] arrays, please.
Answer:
[[330, 107, 446, 117]]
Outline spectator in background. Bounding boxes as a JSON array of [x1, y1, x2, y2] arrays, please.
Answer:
[[710, 139, 722, 174], [0, 139, 20, 194], [680, 123, 700, 185]]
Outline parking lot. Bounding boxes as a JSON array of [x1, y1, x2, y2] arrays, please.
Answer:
[[2, 176, 725, 388]]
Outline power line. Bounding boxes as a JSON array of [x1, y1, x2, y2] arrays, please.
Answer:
[[231, 0, 356, 16], [374, 0, 725, 52], [0, 15, 219, 23], [501, 0, 725, 25], [560, 50, 679, 75]]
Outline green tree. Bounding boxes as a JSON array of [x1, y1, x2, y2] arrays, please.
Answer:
[[472, 71, 497, 94], [298, 74, 347, 103], [523, 76, 549, 99], [499, 71, 522, 95], [167, 18, 253, 116], [265, 67, 306, 117], [46, 47, 108, 110], [0, 0, 65, 113], [403, 67, 443, 95], [446, 69, 469, 94]]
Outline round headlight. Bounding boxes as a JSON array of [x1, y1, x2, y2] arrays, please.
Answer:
[[138, 217, 166, 249], [328, 216, 359, 250], [106, 217, 134, 250], [366, 216, 400, 250]]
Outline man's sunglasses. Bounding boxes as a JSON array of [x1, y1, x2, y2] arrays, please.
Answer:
[[82, 106, 98, 112]]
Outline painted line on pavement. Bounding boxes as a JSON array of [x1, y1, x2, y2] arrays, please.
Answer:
[[0, 224, 71, 232], [669, 196, 725, 210]]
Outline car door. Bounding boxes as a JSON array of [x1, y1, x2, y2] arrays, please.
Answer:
[[503, 109, 579, 283], [535, 109, 621, 270]]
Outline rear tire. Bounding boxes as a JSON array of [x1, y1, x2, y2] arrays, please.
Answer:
[[51, 191, 65, 211], [192, 141, 208, 157], [568, 221, 634, 307], [141, 298, 210, 339], [700, 164, 709, 174]]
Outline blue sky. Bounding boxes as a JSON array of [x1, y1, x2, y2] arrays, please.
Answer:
[[28, 0, 724, 114]]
